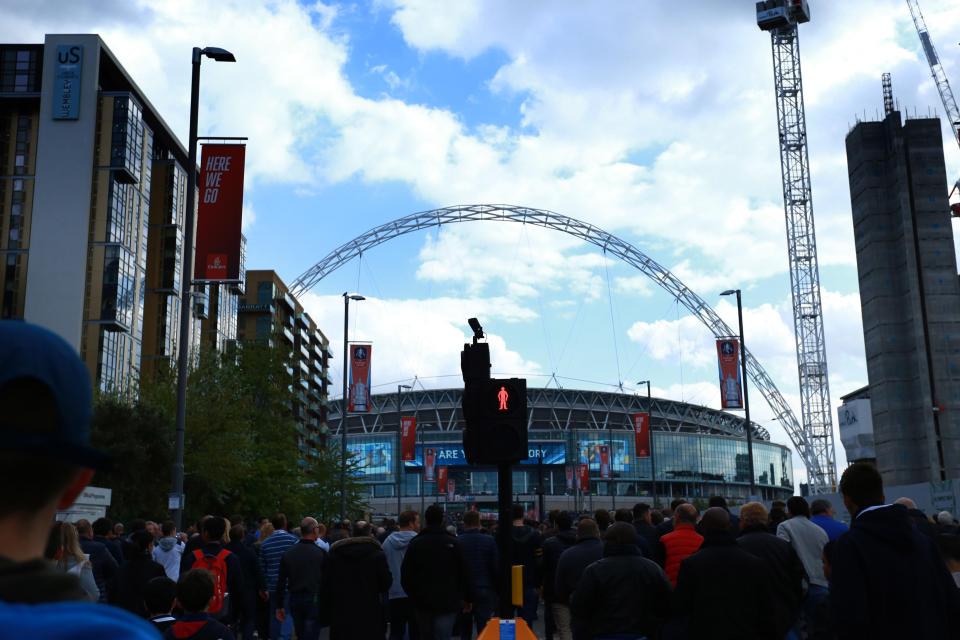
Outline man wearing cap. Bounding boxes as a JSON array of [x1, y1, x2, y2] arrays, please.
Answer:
[[0, 321, 158, 638]]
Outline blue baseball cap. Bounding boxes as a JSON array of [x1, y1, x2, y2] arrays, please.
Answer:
[[0, 321, 109, 469]]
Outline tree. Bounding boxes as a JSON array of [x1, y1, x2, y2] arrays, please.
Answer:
[[301, 445, 368, 524], [89, 394, 174, 522], [90, 339, 366, 526]]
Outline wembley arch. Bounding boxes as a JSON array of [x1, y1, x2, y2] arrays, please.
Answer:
[[290, 204, 835, 491]]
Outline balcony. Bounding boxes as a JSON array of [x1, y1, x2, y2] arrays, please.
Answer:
[[278, 292, 296, 311], [281, 326, 295, 345]]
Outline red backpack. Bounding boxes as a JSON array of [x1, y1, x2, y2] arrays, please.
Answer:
[[190, 549, 231, 615]]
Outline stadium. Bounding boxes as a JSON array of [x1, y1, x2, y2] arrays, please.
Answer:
[[329, 387, 794, 518]]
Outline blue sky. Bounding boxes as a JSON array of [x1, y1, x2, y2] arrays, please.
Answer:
[[7, 0, 960, 481]]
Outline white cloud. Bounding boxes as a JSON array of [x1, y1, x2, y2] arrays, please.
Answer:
[[300, 293, 543, 396]]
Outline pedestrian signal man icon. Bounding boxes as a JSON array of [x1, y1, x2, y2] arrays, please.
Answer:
[[498, 386, 509, 411]]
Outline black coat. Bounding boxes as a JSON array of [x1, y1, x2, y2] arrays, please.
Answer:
[[553, 537, 603, 605], [401, 525, 473, 613], [109, 553, 166, 618], [323, 536, 392, 639], [905, 508, 936, 538], [569, 542, 671, 639], [79, 537, 118, 601], [633, 521, 662, 564], [541, 529, 577, 601], [673, 531, 777, 639], [458, 528, 498, 592], [93, 536, 125, 566], [736, 526, 804, 638], [225, 540, 266, 597], [829, 504, 960, 639]]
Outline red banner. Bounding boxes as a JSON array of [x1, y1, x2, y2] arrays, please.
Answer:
[[447, 478, 456, 501], [633, 413, 650, 458], [578, 464, 590, 493], [437, 466, 448, 495], [599, 445, 611, 478], [348, 344, 372, 413], [400, 417, 417, 461], [565, 465, 575, 491], [717, 339, 743, 409], [194, 144, 245, 281], [424, 448, 436, 482]]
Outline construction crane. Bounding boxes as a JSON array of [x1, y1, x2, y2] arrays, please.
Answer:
[[756, 0, 837, 493], [905, 0, 960, 205]]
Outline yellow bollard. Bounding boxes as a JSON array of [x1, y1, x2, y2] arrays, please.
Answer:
[[511, 565, 523, 607]]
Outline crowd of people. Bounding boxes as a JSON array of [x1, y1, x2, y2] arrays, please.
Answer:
[[3, 317, 960, 640]]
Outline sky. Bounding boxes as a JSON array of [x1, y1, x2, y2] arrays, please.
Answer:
[[6, 0, 960, 483]]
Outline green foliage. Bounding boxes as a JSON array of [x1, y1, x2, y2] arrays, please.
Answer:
[[301, 444, 368, 524], [90, 341, 365, 525]]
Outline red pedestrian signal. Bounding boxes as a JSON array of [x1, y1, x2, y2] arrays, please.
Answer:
[[498, 386, 509, 411]]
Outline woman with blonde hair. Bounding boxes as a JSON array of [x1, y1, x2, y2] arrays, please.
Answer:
[[50, 521, 99, 600]]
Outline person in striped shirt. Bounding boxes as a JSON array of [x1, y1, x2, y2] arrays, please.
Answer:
[[260, 513, 297, 640]]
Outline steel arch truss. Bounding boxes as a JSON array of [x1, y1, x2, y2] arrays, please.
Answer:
[[327, 387, 771, 441], [292, 204, 825, 486]]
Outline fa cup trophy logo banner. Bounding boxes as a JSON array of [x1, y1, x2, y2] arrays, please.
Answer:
[[716, 339, 743, 410], [348, 344, 372, 413]]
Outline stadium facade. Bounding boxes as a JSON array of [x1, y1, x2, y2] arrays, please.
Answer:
[[330, 387, 795, 518]]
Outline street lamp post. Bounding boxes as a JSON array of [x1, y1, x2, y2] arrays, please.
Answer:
[[340, 292, 365, 521], [170, 46, 235, 531], [721, 289, 756, 497], [637, 380, 657, 508], [396, 383, 412, 518]]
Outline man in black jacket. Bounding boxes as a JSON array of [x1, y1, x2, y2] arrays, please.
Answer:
[[76, 518, 118, 602], [830, 462, 960, 639], [226, 524, 266, 640], [570, 522, 670, 640], [541, 511, 577, 640], [275, 518, 325, 640], [457, 510, 497, 638], [178, 516, 244, 621], [673, 507, 776, 639], [632, 503, 661, 564], [510, 503, 542, 624], [109, 530, 167, 618], [736, 501, 804, 639], [323, 521, 392, 640], [554, 518, 603, 640], [401, 505, 473, 640]]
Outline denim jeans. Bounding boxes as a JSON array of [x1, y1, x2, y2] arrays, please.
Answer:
[[269, 590, 293, 640], [289, 592, 321, 640], [389, 597, 419, 640], [414, 609, 457, 640], [551, 603, 573, 640]]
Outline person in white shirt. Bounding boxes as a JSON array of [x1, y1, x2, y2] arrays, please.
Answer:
[[777, 496, 828, 636]]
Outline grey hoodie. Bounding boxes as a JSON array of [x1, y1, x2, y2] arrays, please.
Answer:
[[382, 530, 417, 599], [152, 536, 183, 581]]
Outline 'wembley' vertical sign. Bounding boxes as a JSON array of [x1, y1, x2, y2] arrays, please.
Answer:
[[194, 144, 246, 281]]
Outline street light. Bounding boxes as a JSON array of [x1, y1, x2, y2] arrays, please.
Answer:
[[396, 383, 412, 518], [637, 380, 657, 508], [340, 292, 365, 521], [720, 289, 756, 497], [170, 46, 235, 531]]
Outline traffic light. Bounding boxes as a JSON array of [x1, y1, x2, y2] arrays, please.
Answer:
[[463, 377, 528, 465]]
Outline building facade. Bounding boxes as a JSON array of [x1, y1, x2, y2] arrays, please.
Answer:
[[329, 387, 795, 518], [0, 35, 200, 392], [238, 270, 333, 464], [845, 112, 960, 484]]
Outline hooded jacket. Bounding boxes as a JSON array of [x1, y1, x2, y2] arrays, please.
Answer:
[[674, 530, 777, 640], [569, 542, 671, 639], [382, 529, 417, 599], [541, 529, 577, 601], [511, 524, 543, 587], [162, 612, 235, 639], [152, 536, 183, 582], [323, 536, 392, 638], [401, 525, 473, 613], [829, 504, 960, 639]]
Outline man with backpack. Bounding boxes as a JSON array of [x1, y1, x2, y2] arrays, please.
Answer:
[[179, 516, 244, 622]]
